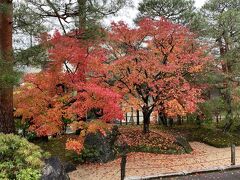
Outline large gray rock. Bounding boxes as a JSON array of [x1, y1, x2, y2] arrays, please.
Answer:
[[42, 157, 70, 180], [63, 162, 77, 173], [175, 136, 193, 153], [82, 125, 119, 163]]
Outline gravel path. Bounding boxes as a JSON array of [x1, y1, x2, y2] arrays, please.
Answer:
[[69, 142, 240, 180]]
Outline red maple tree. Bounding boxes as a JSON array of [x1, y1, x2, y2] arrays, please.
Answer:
[[14, 18, 209, 137], [104, 18, 209, 133], [14, 31, 123, 136]]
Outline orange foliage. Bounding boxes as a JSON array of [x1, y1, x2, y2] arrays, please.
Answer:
[[14, 18, 210, 136], [14, 31, 123, 136], [164, 99, 186, 117], [66, 138, 84, 154], [66, 120, 110, 154], [104, 18, 209, 118]]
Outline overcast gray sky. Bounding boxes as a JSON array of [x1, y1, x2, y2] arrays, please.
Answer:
[[103, 0, 207, 26]]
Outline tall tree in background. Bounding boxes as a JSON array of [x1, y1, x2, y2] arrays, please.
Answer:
[[25, 0, 132, 34], [137, 0, 206, 34], [201, 0, 240, 132], [13, 0, 132, 68], [0, 0, 15, 133], [137, 0, 195, 24], [13, 1, 46, 47], [13, 1, 48, 68]]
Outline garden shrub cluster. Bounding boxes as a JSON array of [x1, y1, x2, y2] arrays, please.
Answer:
[[66, 120, 119, 163], [0, 133, 48, 180], [172, 125, 240, 148], [190, 128, 240, 148], [66, 120, 111, 154]]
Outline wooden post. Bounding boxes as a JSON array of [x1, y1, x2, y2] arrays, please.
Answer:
[[137, 110, 140, 125], [231, 144, 236, 165], [120, 143, 128, 180], [125, 113, 128, 125], [121, 153, 126, 180]]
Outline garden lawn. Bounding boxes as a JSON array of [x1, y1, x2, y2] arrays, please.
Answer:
[[155, 124, 240, 148], [32, 124, 240, 167], [33, 134, 78, 164]]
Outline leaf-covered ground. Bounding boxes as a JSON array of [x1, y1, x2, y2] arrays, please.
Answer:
[[69, 142, 240, 180], [117, 126, 184, 153], [34, 124, 240, 165]]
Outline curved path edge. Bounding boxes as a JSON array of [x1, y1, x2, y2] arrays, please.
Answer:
[[125, 165, 240, 180]]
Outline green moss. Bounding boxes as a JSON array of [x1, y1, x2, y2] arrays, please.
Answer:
[[34, 135, 77, 164], [127, 145, 185, 154], [71, 147, 101, 163], [172, 125, 240, 148]]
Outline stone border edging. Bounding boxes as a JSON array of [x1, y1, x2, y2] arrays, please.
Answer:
[[125, 165, 240, 180]]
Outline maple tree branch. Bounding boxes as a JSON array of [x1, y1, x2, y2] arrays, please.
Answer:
[[119, 78, 132, 94], [62, 97, 77, 108], [64, 61, 73, 74]]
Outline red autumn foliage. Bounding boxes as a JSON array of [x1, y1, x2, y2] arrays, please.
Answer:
[[14, 31, 123, 136], [103, 18, 210, 132], [14, 18, 210, 137]]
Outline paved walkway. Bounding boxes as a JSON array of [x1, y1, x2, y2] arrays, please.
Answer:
[[69, 142, 240, 180], [168, 169, 240, 180]]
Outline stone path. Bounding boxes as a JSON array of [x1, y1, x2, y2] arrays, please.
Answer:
[[69, 142, 240, 180]]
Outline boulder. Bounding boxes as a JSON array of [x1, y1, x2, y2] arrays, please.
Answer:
[[42, 157, 70, 180], [83, 125, 119, 163], [63, 162, 77, 173], [175, 136, 193, 153]]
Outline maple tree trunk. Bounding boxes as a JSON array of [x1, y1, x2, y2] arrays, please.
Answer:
[[177, 115, 182, 125], [136, 110, 140, 125], [158, 111, 167, 126], [169, 118, 173, 127], [0, 0, 15, 133], [142, 107, 151, 134], [130, 107, 134, 125], [216, 115, 219, 124]]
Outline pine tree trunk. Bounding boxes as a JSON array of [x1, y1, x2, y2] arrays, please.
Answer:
[[0, 0, 15, 133], [78, 0, 87, 29], [223, 86, 233, 132], [217, 35, 233, 132]]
